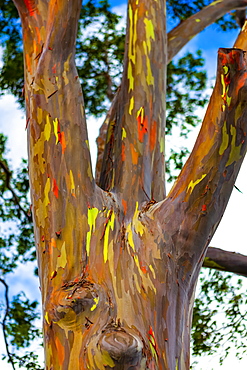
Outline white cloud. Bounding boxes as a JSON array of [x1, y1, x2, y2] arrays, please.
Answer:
[[0, 94, 26, 170]]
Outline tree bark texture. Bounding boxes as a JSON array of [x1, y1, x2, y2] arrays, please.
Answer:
[[95, 0, 247, 184], [13, 0, 247, 369]]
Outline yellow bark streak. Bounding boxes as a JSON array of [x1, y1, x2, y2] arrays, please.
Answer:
[[103, 210, 115, 263], [226, 126, 242, 166], [122, 127, 127, 139], [56, 242, 67, 269], [86, 208, 99, 256], [69, 170, 75, 195], [144, 18, 155, 53], [53, 118, 59, 144], [143, 41, 154, 86], [129, 96, 135, 115], [187, 174, 207, 194], [68, 331, 82, 370], [37, 107, 43, 124], [62, 53, 72, 86], [44, 114, 51, 141], [219, 121, 229, 155], [133, 202, 145, 236], [35, 177, 50, 228], [90, 297, 99, 312]]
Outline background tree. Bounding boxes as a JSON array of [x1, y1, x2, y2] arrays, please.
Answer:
[[1, 0, 247, 368]]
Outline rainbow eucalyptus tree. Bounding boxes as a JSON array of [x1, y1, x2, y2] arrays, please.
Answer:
[[12, 0, 247, 368]]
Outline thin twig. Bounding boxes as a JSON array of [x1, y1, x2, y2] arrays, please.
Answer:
[[0, 278, 16, 370], [0, 160, 32, 221]]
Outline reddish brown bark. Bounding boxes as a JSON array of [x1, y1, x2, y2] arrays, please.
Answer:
[[12, 0, 247, 369]]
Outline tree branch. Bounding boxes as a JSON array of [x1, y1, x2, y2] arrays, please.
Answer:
[[99, 0, 167, 210], [12, 0, 97, 297], [0, 278, 16, 370], [204, 247, 247, 277], [167, 0, 247, 63], [0, 160, 32, 221], [96, 0, 247, 190], [95, 89, 119, 184], [151, 48, 247, 264], [234, 19, 247, 49]]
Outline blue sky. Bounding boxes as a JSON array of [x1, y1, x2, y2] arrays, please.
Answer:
[[109, 0, 126, 6], [0, 1, 247, 369]]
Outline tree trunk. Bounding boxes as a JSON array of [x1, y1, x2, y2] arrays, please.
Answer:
[[12, 0, 247, 369]]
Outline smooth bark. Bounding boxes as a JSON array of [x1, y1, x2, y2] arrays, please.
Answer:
[[99, 0, 167, 204], [204, 247, 247, 277], [96, 0, 247, 184], [234, 18, 247, 49]]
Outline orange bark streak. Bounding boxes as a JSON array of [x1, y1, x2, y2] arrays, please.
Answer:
[[149, 120, 157, 151], [122, 199, 127, 214], [53, 179, 59, 198], [121, 143, 126, 161], [55, 336, 65, 366], [130, 143, 138, 164], [137, 108, 148, 142], [47, 238, 56, 255], [138, 116, 148, 142], [25, 54, 32, 74], [24, 0, 36, 16], [52, 64, 57, 74], [59, 132, 66, 153], [35, 27, 41, 44]]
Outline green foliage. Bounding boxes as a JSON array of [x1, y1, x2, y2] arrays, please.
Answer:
[[166, 50, 207, 182], [0, 133, 41, 368], [0, 134, 35, 274], [5, 292, 40, 349], [2, 351, 43, 370], [167, 50, 207, 136], [6, 352, 43, 370], [0, 0, 24, 105], [77, 0, 125, 116], [191, 270, 247, 366]]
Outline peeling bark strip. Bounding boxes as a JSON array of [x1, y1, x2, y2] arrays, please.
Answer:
[[12, 0, 247, 368]]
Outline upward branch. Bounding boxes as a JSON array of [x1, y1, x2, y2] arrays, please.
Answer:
[[0, 278, 16, 370], [96, 0, 247, 187], [151, 48, 247, 263], [99, 0, 167, 210], [13, 0, 95, 300], [234, 18, 247, 49]]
